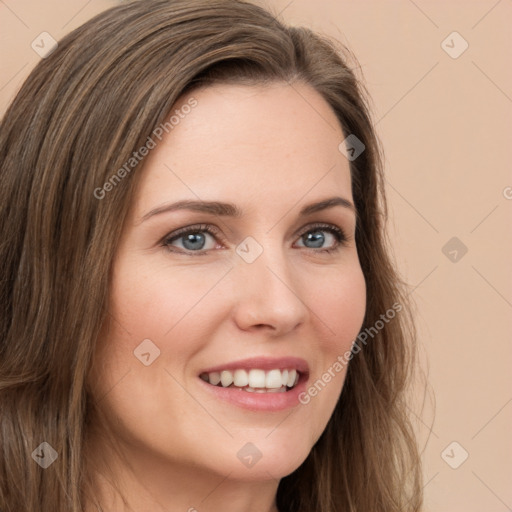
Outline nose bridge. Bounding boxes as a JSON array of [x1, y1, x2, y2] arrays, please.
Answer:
[[232, 235, 308, 333]]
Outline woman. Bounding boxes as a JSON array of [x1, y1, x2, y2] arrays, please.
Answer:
[[0, 1, 423, 511]]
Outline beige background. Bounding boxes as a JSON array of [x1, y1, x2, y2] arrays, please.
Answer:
[[1, 1, 511, 510]]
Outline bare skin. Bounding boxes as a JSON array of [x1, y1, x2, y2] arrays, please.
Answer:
[[86, 81, 366, 512]]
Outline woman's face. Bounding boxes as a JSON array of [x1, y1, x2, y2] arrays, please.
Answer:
[[90, 82, 366, 484]]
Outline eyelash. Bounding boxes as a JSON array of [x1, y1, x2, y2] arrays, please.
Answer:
[[161, 222, 349, 256]]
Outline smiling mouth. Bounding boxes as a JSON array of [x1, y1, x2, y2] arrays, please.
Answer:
[[199, 368, 300, 393]]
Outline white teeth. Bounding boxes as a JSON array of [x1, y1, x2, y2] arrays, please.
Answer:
[[266, 386, 287, 393], [287, 369, 297, 387], [209, 372, 221, 386], [220, 370, 233, 387], [248, 369, 266, 388], [201, 368, 301, 391], [266, 369, 283, 389], [250, 386, 287, 393], [233, 369, 248, 387]]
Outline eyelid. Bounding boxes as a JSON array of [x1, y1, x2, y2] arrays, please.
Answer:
[[295, 222, 350, 252], [161, 221, 350, 254], [162, 223, 224, 252]]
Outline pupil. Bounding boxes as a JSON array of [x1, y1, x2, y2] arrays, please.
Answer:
[[180, 231, 326, 251], [184, 233, 205, 250], [306, 231, 324, 248]]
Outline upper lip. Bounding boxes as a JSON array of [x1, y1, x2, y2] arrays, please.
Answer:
[[199, 356, 309, 375]]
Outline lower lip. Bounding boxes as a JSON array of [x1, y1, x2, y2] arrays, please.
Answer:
[[198, 377, 308, 412]]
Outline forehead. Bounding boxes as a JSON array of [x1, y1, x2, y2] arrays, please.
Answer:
[[133, 82, 352, 217]]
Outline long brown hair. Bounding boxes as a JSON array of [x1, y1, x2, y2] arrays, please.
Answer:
[[0, 1, 423, 510]]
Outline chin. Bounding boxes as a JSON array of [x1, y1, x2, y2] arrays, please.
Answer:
[[206, 432, 314, 481]]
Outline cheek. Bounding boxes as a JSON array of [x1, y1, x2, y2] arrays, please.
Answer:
[[88, 259, 234, 460], [90, 257, 230, 411], [90, 258, 233, 433], [108, 256, 231, 346], [338, 268, 366, 342], [312, 262, 367, 353], [297, 264, 366, 434]]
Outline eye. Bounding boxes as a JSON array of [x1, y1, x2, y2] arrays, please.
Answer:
[[294, 223, 348, 253], [161, 222, 349, 255], [162, 223, 221, 254]]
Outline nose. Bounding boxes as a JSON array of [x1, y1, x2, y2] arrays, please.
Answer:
[[231, 244, 309, 336]]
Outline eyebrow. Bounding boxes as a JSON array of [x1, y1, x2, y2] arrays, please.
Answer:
[[140, 196, 356, 223]]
